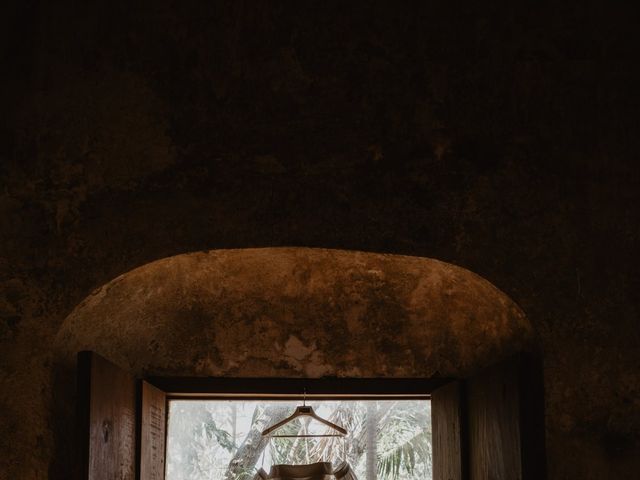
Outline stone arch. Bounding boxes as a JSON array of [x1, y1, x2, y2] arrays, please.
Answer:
[[56, 247, 535, 377]]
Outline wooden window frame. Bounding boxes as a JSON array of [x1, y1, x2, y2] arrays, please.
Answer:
[[78, 352, 546, 480], [147, 376, 450, 399], [155, 379, 441, 480]]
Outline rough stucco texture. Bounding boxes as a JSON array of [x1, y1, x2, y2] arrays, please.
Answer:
[[1, 1, 640, 479], [57, 248, 533, 378]]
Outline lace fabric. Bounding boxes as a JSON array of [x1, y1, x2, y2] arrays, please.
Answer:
[[252, 461, 357, 480]]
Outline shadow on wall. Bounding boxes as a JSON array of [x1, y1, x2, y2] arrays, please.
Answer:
[[50, 247, 537, 478]]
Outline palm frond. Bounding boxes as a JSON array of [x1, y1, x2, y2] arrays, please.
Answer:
[[376, 429, 431, 479]]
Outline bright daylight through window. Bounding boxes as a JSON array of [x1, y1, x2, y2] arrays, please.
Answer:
[[166, 399, 432, 480]]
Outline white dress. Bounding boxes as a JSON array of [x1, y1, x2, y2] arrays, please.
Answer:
[[253, 461, 358, 480]]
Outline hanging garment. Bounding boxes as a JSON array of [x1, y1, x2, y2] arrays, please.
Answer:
[[253, 461, 358, 480]]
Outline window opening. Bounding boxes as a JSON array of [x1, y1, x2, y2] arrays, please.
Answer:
[[165, 397, 432, 480]]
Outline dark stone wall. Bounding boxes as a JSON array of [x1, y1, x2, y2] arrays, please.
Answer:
[[1, 1, 638, 478]]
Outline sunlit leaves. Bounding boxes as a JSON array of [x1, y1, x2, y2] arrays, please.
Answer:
[[166, 400, 432, 480]]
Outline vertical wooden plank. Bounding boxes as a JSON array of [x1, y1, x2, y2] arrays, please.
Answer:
[[432, 381, 465, 480], [77, 351, 136, 480], [139, 381, 167, 480], [466, 353, 546, 480], [467, 358, 521, 480]]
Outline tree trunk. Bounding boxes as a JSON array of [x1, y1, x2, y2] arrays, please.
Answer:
[[225, 405, 291, 480], [366, 402, 378, 480]]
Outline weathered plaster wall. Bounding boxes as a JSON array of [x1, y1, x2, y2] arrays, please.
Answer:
[[1, 1, 639, 479], [56, 248, 533, 377]]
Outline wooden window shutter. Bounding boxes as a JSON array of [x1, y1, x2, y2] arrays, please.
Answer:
[[466, 353, 547, 480], [138, 381, 167, 480], [432, 380, 465, 480], [432, 354, 546, 480], [77, 351, 137, 480]]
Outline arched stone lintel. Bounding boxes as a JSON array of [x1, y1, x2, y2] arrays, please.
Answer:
[[56, 247, 534, 378]]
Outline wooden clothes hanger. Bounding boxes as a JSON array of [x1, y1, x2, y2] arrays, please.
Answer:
[[261, 391, 348, 438]]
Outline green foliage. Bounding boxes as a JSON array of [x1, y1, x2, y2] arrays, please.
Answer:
[[166, 400, 432, 480], [375, 402, 432, 479]]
